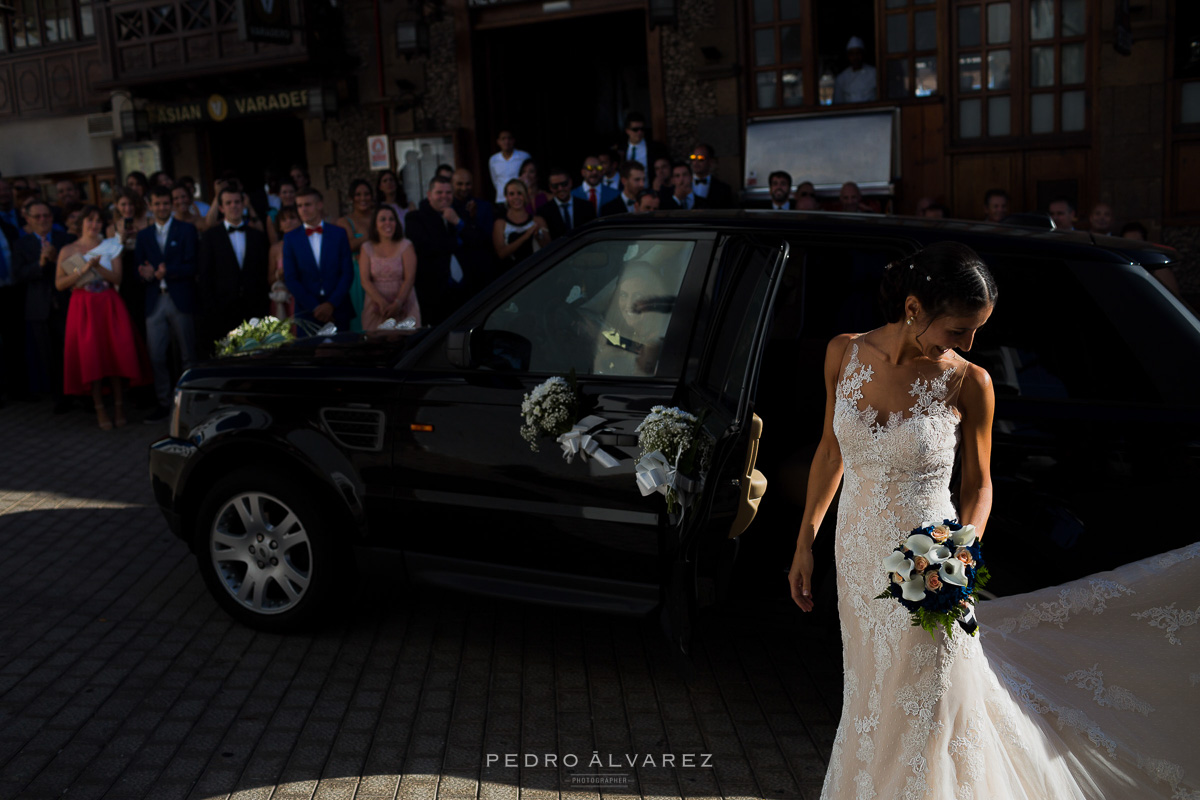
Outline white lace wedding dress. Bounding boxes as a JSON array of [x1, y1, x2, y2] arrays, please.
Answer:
[[822, 340, 1200, 800]]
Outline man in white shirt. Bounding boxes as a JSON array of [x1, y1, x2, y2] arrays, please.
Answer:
[[488, 130, 531, 204], [768, 171, 794, 210], [834, 36, 877, 104]]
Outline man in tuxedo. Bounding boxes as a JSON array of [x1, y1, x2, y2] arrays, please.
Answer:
[[689, 143, 737, 208], [541, 169, 596, 239], [601, 161, 645, 217], [665, 162, 705, 210], [136, 186, 198, 421], [619, 113, 668, 172], [573, 156, 619, 217], [598, 149, 621, 193], [406, 175, 474, 326], [13, 201, 73, 409], [449, 169, 496, 295], [281, 187, 354, 331], [199, 186, 269, 353], [633, 190, 660, 213], [768, 171, 794, 210]]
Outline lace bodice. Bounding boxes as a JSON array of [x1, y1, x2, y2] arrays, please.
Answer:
[[819, 338, 1199, 800]]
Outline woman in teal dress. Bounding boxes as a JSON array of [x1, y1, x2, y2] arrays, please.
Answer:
[[336, 179, 376, 332]]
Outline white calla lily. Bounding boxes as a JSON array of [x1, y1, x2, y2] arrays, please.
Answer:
[[883, 551, 914, 582], [951, 524, 977, 548], [926, 545, 953, 564], [905, 533, 936, 557], [900, 575, 927, 602], [939, 558, 970, 587]]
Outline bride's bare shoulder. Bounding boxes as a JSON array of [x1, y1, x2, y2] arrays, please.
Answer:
[[824, 332, 864, 375]]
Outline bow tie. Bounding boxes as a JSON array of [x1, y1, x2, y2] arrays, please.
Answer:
[[305, 225, 323, 236], [694, 177, 708, 185], [226, 223, 246, 233]]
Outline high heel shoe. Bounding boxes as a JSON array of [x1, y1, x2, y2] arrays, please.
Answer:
[[95, 403, 113, 431], [113, 401, 126, 429]]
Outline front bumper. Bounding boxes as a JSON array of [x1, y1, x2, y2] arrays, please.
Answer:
[[149, 436, 198, 540]]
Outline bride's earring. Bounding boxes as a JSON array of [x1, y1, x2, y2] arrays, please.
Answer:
[[906, 316, 913, 326]]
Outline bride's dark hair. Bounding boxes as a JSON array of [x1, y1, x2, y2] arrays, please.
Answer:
[[879, 241, 997, 324]]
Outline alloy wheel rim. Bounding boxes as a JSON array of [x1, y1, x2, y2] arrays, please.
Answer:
[[209, 492, 312, 615]]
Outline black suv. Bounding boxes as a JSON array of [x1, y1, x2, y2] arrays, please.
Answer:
[[149, 212, 1200, 644]]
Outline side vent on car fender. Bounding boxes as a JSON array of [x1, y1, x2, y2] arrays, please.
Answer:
[[320, 408, 385, 451]]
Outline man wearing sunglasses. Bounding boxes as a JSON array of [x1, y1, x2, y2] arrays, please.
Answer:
[[620, 113, 667, 174], [794, 181, 820, 210], [689, 144, 736, 208], [542, 169, 596, 239], [573, 156, 620, 216]]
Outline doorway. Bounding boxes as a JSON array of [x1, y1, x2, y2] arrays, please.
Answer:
[[473, 10, 652, 198], [203, 114, 307, 212]]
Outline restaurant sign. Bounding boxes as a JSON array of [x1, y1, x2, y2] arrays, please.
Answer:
[[148, 90, 310, 125]]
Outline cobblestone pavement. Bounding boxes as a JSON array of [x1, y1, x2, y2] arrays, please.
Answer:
[[0, 398, 843, 800]]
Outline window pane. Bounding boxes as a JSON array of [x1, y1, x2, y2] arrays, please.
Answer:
[[960, 98, 983, 137], [482, 240, 694, 377], [783, 68, 804, 106], [755, 29, 776, 66], [781, 25, 802, 63], [1031, 46, 1055, 87], [958, 5, 981, 47], [780, 0, 801, 20], [916, 55, 938, 96], [80, 1, 95, 38], [754, 0, 774, 23], [15, 13, 40, 48], [1062, 0, 1085, 36], [988, 95, 1011, 135], [0, 18, 7, 53], [1183, 82, 1200, 124], [757, 71, 778, 109], [988, 49, 1011, 90], [988, 3, 1011, 44], [1030, 0, 1055, 40], [1031, 93, 1055, 133], [1062, 90, 1085, 131], [887, 14, 908, 53], [887, 58, 909, 99], [915, 10, 936, 51], [959, 53, 982, 92], [1062, 42, 1085, 84]]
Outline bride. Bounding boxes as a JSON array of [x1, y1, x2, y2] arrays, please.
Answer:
[[788, 241, 1198, 799]]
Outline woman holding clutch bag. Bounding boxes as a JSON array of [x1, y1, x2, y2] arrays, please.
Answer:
[[56, 206, 149, 430]]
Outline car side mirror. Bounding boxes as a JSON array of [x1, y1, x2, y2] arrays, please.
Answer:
[[474, 329, 532, 372], [447, 328, 473, 369]]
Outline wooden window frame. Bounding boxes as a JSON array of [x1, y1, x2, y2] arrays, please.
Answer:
[[950, 0, 1094, 150], [879, 0, 943, 103], [746, 0, 813, 114], [1165, 0, 1200, 224], [1, 0, 97, 53]]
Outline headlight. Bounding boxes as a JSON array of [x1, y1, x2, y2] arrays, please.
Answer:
[[169, 389, 184, 439]]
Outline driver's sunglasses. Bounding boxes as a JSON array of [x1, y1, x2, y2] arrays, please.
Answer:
[[549, 180, 570, 190]]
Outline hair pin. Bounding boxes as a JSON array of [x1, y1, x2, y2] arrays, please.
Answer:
[[926, 276, 932, 281], [909, 265, 915, 269]]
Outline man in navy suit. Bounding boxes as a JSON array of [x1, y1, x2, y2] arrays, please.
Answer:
[[541, 168, 596, 239], [573, 156, 620, 217], [135, 185, 198, 421], [282, 186, 354, 330]]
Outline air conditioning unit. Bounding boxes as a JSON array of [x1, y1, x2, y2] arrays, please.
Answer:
[[86, 113, 115, 138]]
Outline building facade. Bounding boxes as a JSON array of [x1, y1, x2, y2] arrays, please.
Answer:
[[1, 0, 1195, 291]]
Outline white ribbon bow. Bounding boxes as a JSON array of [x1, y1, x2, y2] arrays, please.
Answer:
[[635, 449, 704, 520], [556, 415, 620, 468]]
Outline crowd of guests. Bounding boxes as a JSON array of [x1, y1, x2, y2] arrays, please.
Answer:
[[0, 112, 1181, 424]]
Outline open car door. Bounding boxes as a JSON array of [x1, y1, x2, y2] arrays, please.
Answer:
[[659, 234, 790, 658]]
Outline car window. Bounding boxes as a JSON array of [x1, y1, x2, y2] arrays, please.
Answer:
[[972, 255, 1157, 402], [478, 238, 695, 377]]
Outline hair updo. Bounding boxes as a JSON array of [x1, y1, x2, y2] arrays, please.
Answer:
[[879, 241, 998, 324]]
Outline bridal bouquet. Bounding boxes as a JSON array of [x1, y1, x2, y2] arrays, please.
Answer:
[[634, 406, 712, 515], [215, 317, 335, 356], [519, 375, 579, 452], [876, 520, 990, 640]]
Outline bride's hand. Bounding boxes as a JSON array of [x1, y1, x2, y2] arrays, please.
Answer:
[[789, 546, 815, 612]]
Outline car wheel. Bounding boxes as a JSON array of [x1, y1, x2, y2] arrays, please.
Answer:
[[194, 469, 345, 632]]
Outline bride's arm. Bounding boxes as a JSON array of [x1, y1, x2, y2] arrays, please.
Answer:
[[957, 363, 995, 539], [789, 333, 853, 612]]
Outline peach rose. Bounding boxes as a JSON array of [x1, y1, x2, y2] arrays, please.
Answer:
[[893, 572, 904, 585], [954, 547, 975, 567], [925, 572, 942, 591], [913, 556, 929, 572], [930, 525, 951, 543]]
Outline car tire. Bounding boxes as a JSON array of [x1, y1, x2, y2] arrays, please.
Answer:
[[193, 468, 346, 632]]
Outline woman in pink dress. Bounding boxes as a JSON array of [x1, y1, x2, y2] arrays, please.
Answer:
[[359, 205, 420, 331]]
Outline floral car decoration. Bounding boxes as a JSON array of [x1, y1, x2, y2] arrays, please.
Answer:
[[634, 405, 713, 516], [876, 519, 990, 639], [215, 317, 334, 357]]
